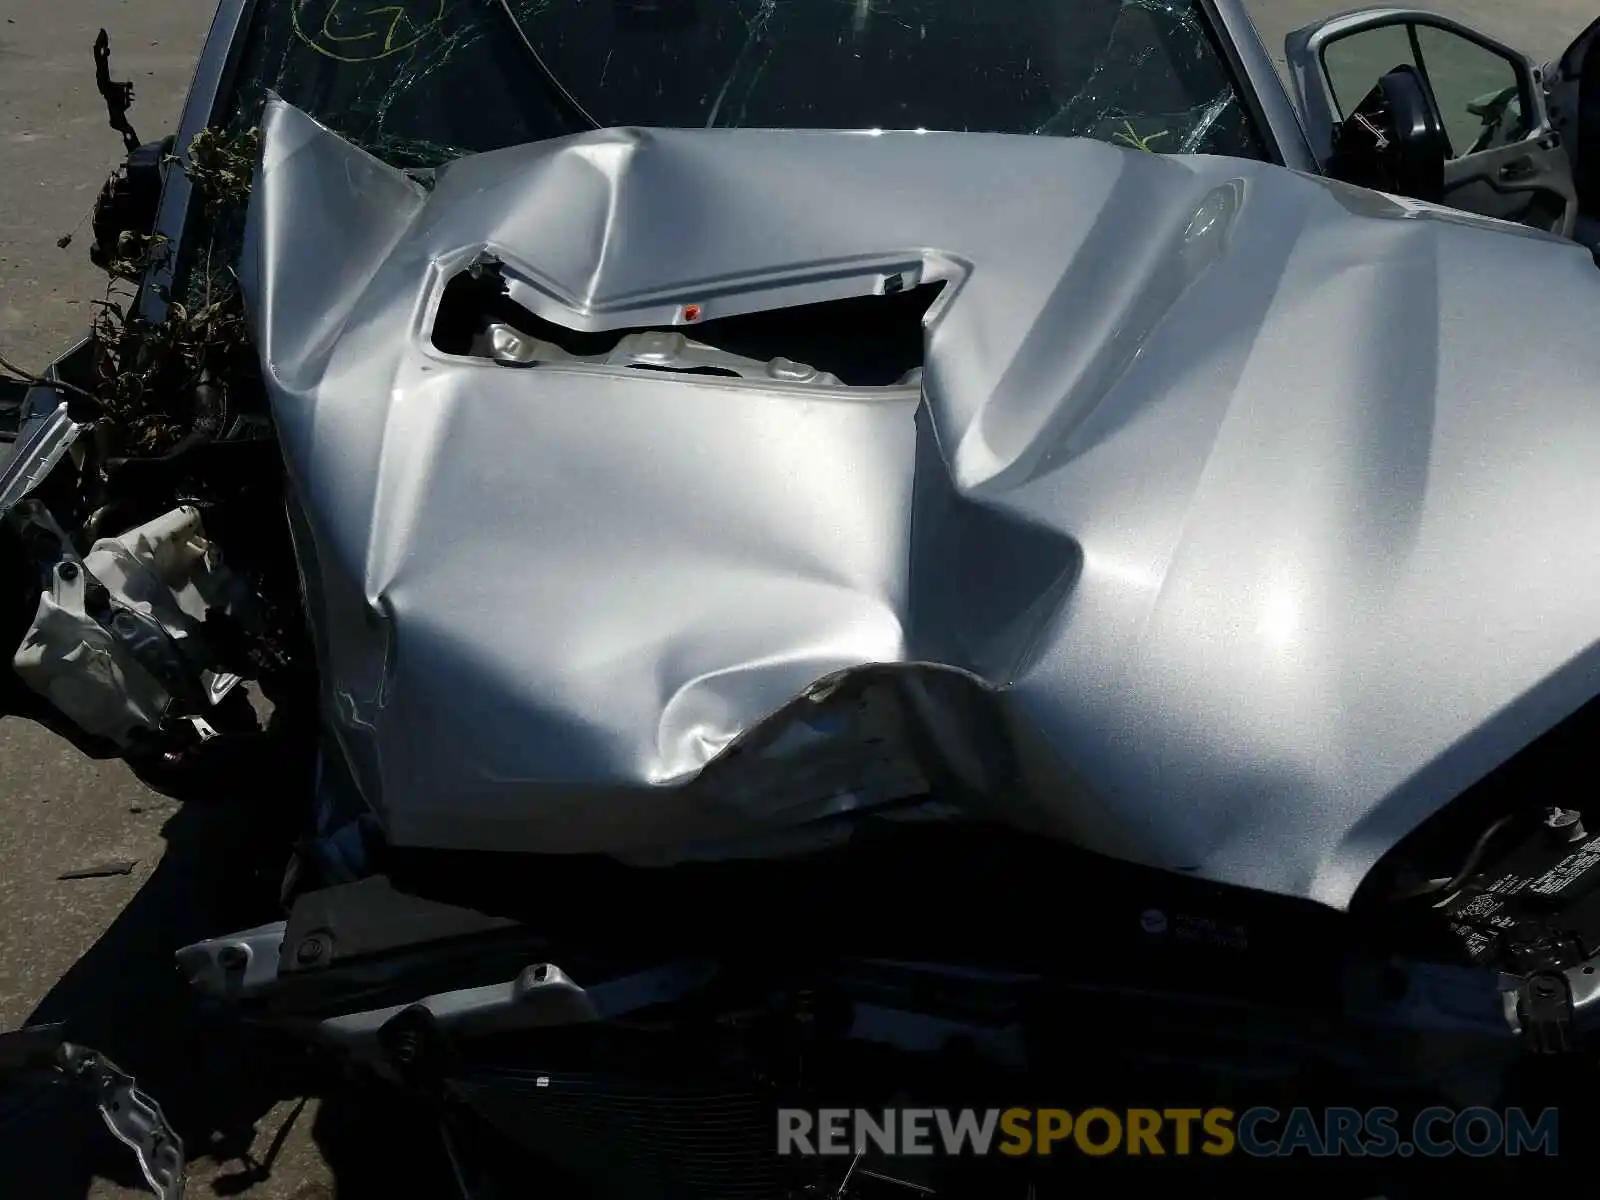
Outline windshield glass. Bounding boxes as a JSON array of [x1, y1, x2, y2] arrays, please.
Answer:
[[225, 0, 1268, 167]]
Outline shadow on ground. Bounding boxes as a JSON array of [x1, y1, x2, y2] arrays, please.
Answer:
[[0, 725, 462, 1200]]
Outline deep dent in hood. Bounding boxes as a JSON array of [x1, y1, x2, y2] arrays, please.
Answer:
[[243, 95, 1600, 909]]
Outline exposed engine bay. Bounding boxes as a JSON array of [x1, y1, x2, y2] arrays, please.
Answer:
[[9, 95, 1600, 1195]]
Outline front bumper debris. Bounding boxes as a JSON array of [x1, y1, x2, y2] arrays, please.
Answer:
[[0, 1023, 185, 1199]]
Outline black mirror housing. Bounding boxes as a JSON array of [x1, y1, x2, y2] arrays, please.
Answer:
[[1329, 64, 1448, 202], [89, 135, 174, 277]]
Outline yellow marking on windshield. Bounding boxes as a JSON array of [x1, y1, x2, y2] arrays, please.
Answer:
[[291, 0, 446, 63]]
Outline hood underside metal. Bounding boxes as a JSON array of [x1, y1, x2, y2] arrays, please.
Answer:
[[244, 96, 1600, 909]]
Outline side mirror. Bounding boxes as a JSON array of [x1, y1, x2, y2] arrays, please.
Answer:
[[1286, 11, 1576, 236], [89, 136, 174, 277], [1328, 65, 1447, 202]]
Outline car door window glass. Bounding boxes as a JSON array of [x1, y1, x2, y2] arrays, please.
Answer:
[[1322, 24, 1417, 117], [1413, 25, 1528, 157]]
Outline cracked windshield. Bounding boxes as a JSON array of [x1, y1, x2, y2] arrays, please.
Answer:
[[231, 0, 1266, 168]]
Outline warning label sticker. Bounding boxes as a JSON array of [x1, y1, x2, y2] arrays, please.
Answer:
[[1527, 837, 1600, 897], [1450, 923, 1498, 961], [1453, 892, 1506, 920]]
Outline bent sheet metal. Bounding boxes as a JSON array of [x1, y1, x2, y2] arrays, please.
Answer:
[[243, 95, 1600, 908]]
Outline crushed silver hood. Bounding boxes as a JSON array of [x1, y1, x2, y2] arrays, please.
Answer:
[[243, 95, 1600, 909]]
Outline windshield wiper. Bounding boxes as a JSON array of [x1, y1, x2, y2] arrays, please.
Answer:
[[489, 0, 604, 131]]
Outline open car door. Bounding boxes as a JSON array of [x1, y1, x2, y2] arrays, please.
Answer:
[[1285, 9, 1577, 239], [1543, 16, 1600, 243]]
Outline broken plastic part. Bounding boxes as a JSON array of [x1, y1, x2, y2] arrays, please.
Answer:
[[92, 29, 141, 155], [175, 921, 287, 999], [6, 502, 252, 747], [0, 401, 85, 510], [185, 949, 716, 1076]]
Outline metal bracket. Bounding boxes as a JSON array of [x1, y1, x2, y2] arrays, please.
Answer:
[[0, 1026, 184, 1199], [0, 400, 84, 510], [92, 29, 141, 154], [59, 1043, 185, 1200], [1515, 970, 1577, 1053]]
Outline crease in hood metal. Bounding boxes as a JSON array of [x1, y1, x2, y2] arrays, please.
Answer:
[[243, 95, 1600, 909]]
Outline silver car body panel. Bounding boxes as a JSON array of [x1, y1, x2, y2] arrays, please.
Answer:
[[244, 96, 1600, 910]]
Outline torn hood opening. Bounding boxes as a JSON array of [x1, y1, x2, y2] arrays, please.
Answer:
[[244, 95, 1600, 909]]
